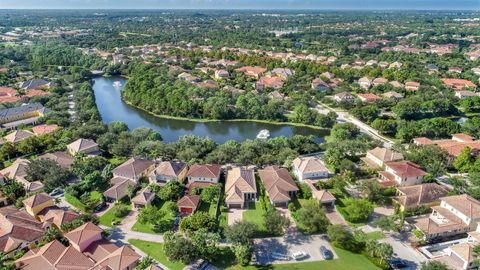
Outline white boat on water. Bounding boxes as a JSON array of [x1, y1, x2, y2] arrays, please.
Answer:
[[256, 129, 270, 140], [112, 81, 122, 88]]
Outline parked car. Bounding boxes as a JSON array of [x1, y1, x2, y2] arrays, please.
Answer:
[[320, 246, 333, 260], [271, 252, 290, 261], [49, 188, 64, 197], [389, 259, 412, 270], [292, 251, 308, 260]]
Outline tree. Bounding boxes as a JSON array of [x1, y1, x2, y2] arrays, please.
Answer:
[[294, 200, 329, 234], [42, 227, 61, 243], [191, 228, 221, 260], [200, 185, 221, 204], [25, 159, 70, 193], [158, 181, 184, 201], [113, 204, 130, 218], [373, 215, 400, 232], [421, 261, 449, 270], [225, 221, 258, 245], [136, 256, 154, 270], [358, 180, 385, 203], [405, 145, 448, 177], [343, 198, 374, 223], [72, 156, 109, 179], [453, 146, 474, 173], [376, 242, 394, 265], [263, 208, 289, 236], [232, 244, 253, 266], [0, 179, 25, 204], [329, 123, 360, 141], [327, 225, 361, 252], [180, 212, 217, 233], [163, 231, 198, 263]]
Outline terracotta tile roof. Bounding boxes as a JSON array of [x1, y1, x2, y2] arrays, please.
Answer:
[[413, 207, 467, 236], [15, 240, 94, 270], [441, 194, 480, 220], [225, 167, 256, 204], [83, 239, 118, 262], [384, 161, 427, 178], [258, 166, 298, 203], [0, 206, 44, 253], [31, 124, 59, 136], [292, 156, 329, 174], [257, 76, 285, 89], [0, 159, 43, 192], [22, 193, 52, 208], [356, 93, 381, 102], [67, 138, 98, 153], [0, 87, 21, 103], [39, 207, 79, 229], [37, 151, 74, 168], [395, 183, 449, 208], [93, 245, 141, 270], [367, 147, 404, 163], [235, 66, 267, 77], [186, 164, 221, 179], [177, 195, 200, 209], [450, 243, 475, 263], [150, 161, 186, 178], [442, 78, 477, 90], [103, 178, 136, 201], [112, 157, 154, 180], [131, 188, 155, 206], [64, 222, 103, 248], [4, 130, 34, 143], [413, 137, 434, 145]]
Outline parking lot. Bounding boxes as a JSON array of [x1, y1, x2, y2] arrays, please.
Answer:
[[254, 234, 337, 265]]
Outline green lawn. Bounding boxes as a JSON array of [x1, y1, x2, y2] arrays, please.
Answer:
[[129, 239, 380, 270], [99, 201, 132, 227], [243, 201, 271, 237], [364, 231, 385, 241], [131, 201, 176, 234], [65, 191, 103, 213]]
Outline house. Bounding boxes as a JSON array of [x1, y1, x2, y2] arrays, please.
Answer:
[[393, 183, 449, 211], [0, 159, 43, 192], [258, 166, 299, 207], [292, 156, 329, 182], [334, 92, 355, 103], [426, 64, 439, 73], [177, 195, 200, 215], [37, 151, 74, 169], [356, 93, 381, 103], [131, 188, 155, 209], [19, 79, 53, 90], [225, 167, 257, 208], [267, 90, 286, 101], [16, 222, 141, 270], [235, 66, 267, 79], [186, 164, 221, 184], [22, 193, 54, 217], [456, 90, 480, 99], [305, 180, 336, 207], [37, 208, 79, 230], [358, 77, 372, 89], [67, 138, 100, 156], [0, 87, 21, 103], [103, 178, 136, 202], [389, 81, 403, 88], [0, 103, 50, 128], [256, 76, 284, 90], [111, 157, 154, 182], [442, 78, 477, 91], [149, 161, 188, 184], [0, 206, 44, 254], [448, 67, 463, 74], [361, 147, 404, 168], [311, 78, 331, 92], [178, 72, 200, 83], [389, 61, 403, 69], [378, 161, 426, 187], [382, 91, 403, 101], [195, 80, 218, 90], [405, 81, 420, 91], [31, 124, 58, 136], [413, 195, 480, 241], [413, 134, 480, 165], [271, 68, 294, 79], [3, 130, 34, 143], [439, 225, 480, 270], [214, 69, 229, 80], [373, 77, 388, 86]]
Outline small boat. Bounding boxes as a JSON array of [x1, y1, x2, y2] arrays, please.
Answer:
[[112, 81, 122, 88], [256, 129, 270, 140]]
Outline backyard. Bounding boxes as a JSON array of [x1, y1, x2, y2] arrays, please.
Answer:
[[64, 191, 103, 213], [99, 201, 132, 227], [131, 200, 177, 234]]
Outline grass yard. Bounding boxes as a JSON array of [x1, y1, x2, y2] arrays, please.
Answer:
[[65, 191, 103, 213], [364, 231, 385, 241], [131, 201, 177, 234], [128, 239, 186, 270], [129, 239, 380, 270], [243, 201, 274, 237], [99, 201, 132, 227]]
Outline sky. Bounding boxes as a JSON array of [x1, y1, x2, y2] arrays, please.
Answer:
[[0, 0, 479, 10]]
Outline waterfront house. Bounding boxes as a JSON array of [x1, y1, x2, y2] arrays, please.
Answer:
[[258, 166, 299, 207], [292, 156, 329, 181], [149, 161, 188, 185], [361, 147, 404, 168], [67, 138, 100, 156], [393, 183, 449, 211], [378, 161, 426, 187], [413, 195, 480, 241], [186, 164, 222, 184], [225, 167, 257, 208]]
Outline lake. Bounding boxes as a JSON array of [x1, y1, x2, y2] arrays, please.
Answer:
[[92, 76, 327, 143]]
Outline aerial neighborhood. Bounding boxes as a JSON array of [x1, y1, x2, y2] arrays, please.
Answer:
[[0, 6, 479, 270]]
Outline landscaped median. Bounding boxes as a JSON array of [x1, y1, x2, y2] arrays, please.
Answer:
[[128, 239, 380, 270]]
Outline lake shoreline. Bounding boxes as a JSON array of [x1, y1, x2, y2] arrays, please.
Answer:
[[122, 98, 329, 132]]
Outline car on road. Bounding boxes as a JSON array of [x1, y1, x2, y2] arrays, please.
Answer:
[[389, 259, 413, 270], [292, 251, 308, 260], [320, 246, 333, 260], [271, 252, 290, 261], [49, 188, 64, 197]]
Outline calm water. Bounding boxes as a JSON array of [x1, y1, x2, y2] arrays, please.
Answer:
[[93, 76, 327, 143]]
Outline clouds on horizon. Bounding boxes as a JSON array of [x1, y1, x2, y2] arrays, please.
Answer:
[[1, 0, 478, 10]]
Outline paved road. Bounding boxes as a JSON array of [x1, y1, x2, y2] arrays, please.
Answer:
[[316, 102, 394, 148], [380, 233, 427, 269]]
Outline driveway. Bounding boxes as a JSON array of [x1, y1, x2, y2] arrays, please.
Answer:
[[227, 208, 245, 225], [118, 209, 139, 231], [254, 234, 336, 265], [380, 232, 427, 269], [325, 207, 347, 226]]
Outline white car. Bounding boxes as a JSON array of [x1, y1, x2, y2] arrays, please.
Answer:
[[271, 252, 290, 261], [292, 251, 308, 260]]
